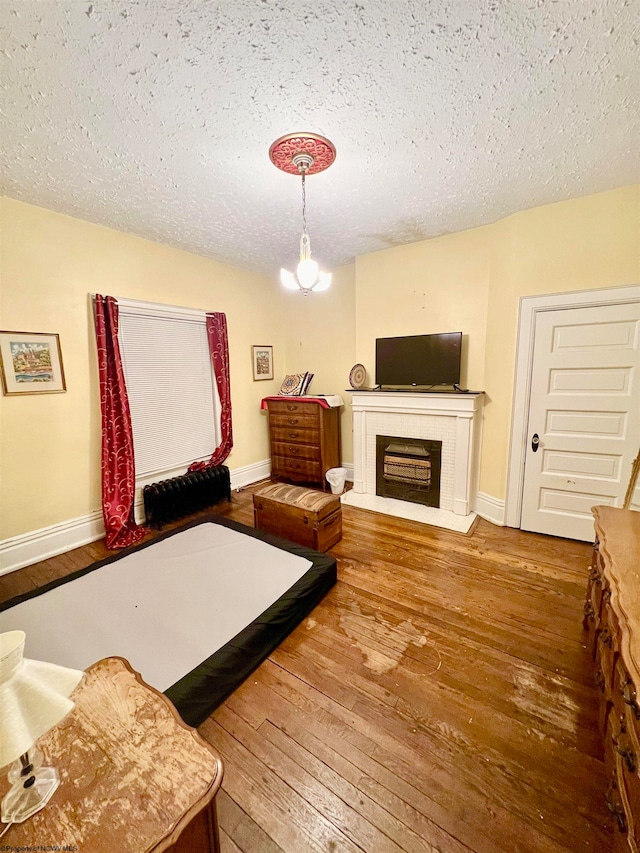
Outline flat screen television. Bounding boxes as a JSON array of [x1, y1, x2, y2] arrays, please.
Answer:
[[375, 332, 462, 388]]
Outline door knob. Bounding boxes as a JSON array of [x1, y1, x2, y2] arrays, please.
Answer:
[[531, 433, 540, 452]]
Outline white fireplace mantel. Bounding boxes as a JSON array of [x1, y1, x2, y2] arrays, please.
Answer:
[[351, 391, 484, 516]]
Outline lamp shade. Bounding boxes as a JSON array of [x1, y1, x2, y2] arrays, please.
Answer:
[[0, 631, 83, 767]]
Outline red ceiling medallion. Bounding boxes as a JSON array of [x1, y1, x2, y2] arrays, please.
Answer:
[[269, 132, 337, 175]]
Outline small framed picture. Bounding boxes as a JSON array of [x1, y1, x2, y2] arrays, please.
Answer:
[[252, 345, 273, 381], [0, 331, 67, 395]]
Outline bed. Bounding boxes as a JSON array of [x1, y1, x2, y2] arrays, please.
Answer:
[[0, 514, 337, 726]]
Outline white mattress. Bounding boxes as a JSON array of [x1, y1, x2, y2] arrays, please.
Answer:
[[1, 522, 312, 691]]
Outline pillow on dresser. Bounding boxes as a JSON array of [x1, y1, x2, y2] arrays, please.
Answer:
[[301, 373, 314, 395], [278, 373, 308, 396]]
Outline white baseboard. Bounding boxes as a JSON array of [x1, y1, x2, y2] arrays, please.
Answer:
[[474, 491, 505, 526], [0, 511, 106, 576], [230, 459, 271, 490], [0, 459, 273, 577]]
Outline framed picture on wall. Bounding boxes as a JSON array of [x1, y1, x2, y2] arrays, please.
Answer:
[[252, 345, 273, 381], [0, 331, 67, 395]]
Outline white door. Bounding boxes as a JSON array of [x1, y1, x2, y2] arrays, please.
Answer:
[[520, 301, 640, 540]]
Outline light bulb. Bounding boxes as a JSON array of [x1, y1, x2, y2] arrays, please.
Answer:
[[296, 258, 319, 289]]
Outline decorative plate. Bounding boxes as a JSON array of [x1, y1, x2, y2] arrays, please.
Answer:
[[349, 363, 367, 389]]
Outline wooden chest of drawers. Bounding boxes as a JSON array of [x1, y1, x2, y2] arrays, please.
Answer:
[[584, 507, 640, 853], [267, 398, 340, 488]]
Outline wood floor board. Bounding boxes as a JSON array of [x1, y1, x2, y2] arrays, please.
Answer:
[[232, 657, 576, 853], [200, 716, 368, 853], [338, 512, 590, 585], [0, 485, 613, 852], [277, 632, 402, 709], [268, 639, 611, 850], [216, 788, 246, 836], [0, 569, 37, 600], [275, 642, 609, 842], [225, 672, 380, 757], [217, 703, 423, 853], [282, 620, 601, 758], [217, 789, 285, 853], [257, 704, 544, 853], [259, 718, 473, 853], [312, 578, 585, 678], [245, 656, 611, 850], [336, 568, 593, 687], [337, 556, 585, 642], [351, 694, 611, 850], [220, 829, 245, 853]]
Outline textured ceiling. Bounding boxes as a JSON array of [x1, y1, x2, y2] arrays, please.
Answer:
[[1, 1, 638, 277]]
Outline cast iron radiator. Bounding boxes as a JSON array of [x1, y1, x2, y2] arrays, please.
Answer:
[[143, 465, 231, 529]]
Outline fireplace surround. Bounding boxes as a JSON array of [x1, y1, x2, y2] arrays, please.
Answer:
[[351, 391, 483, 517]]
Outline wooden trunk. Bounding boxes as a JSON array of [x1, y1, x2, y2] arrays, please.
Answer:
[[253, 483, 342, 552]]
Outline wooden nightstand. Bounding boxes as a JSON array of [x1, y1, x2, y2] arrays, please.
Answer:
[[0, 657, 223, 852]]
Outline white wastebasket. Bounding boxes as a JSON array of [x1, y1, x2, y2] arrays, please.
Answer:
[[326, 467, 348, 495]]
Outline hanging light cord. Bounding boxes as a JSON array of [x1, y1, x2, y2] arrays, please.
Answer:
[[301, 169, 308, 237]]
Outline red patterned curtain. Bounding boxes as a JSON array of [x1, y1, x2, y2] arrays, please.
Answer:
[[189, 312, 233, 471], [94, 295, 148, 549]]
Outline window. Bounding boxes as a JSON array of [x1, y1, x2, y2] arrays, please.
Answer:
[[117, 298, 220, 484]]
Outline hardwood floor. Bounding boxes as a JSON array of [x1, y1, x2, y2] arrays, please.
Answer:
[[0, 487, 611, 852]]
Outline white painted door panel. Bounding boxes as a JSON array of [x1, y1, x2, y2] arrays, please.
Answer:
[[521, 302, 640, 540]]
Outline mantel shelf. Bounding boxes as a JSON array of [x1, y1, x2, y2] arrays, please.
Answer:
[[348, 389, 484, 395]]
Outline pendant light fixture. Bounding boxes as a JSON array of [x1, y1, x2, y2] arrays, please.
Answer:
[[269, 133, 336, 295]]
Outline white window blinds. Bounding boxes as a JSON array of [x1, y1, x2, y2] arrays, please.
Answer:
[[117, 300, 220, 480]]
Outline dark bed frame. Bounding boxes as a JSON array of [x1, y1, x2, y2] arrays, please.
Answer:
[[0, 514, 337, 727]]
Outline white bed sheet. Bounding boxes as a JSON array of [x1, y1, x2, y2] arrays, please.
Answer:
[[1, 522, 312, 691]]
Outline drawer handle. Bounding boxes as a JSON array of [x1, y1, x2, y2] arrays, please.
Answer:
[[287, 404, 298, 412], [594, 669, 605, 693], [588, 568, 602, 585], [622, 682, 640, 719], [605, 782, 627, 833], [599, 628, 612, 649], [289, 446, 300, 454], [613, 730, 637, 774], [288, 431, 299, 438], [290, 461, 300, 469], [287, 417, 299, 425]]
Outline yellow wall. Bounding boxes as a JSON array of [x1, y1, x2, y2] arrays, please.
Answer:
[[481, 186, 639, 497], [2, 185, 638, 543], [0, 198, 283, 539], [355, 226, 491, 392], [353, 185, 640, 500], [281, 263, 356, 462]]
